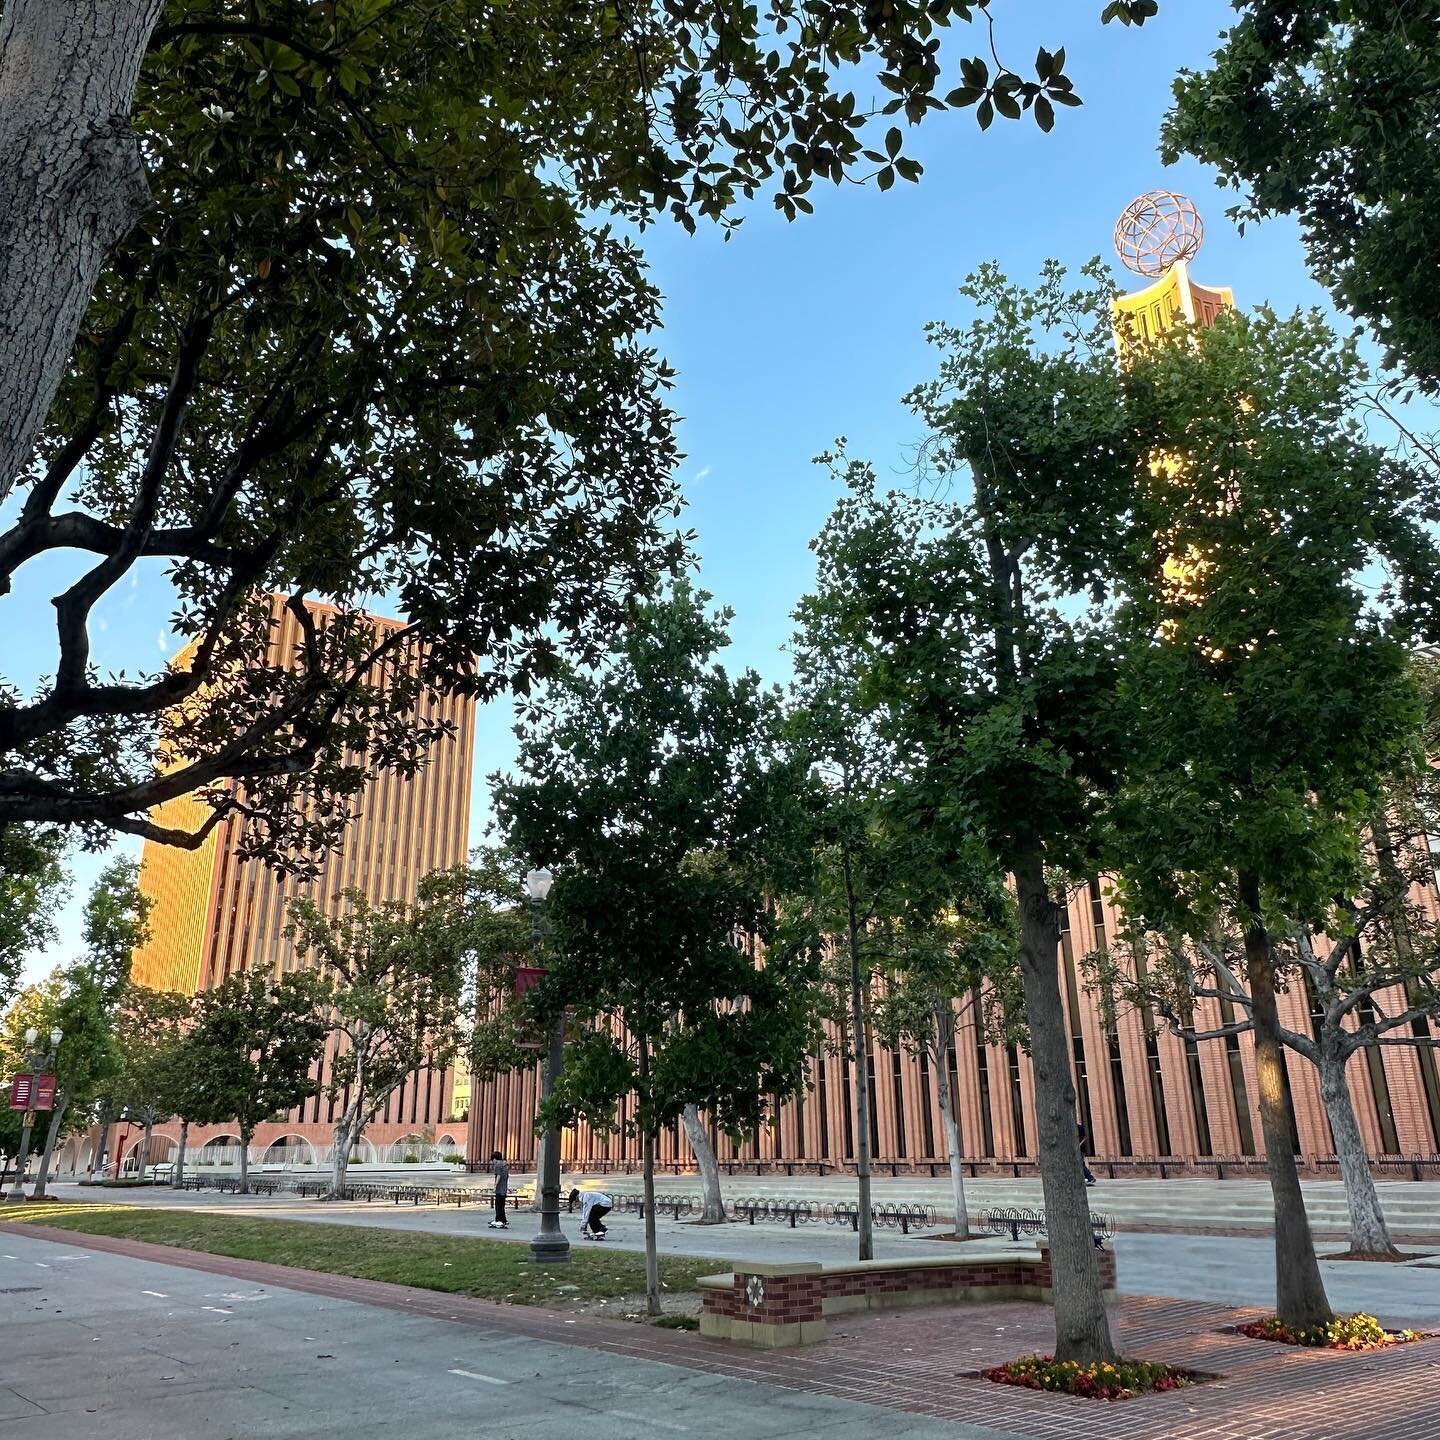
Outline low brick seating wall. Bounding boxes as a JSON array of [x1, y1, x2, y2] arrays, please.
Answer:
[[698, 1247, 1117, 1348]]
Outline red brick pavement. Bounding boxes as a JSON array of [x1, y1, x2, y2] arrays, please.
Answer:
[[8, 1221, 1436, 1440]]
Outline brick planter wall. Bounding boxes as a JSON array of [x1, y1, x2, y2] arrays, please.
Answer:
[[698, 1246, 1117, 1347]]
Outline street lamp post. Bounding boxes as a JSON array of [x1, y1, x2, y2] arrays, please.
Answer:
[[525, 867, 570, 1266], [6, 1026, 63, 1201]]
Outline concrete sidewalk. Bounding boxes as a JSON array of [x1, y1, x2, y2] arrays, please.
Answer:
[[0, 1228, 1014, 1440], [3, 1222, 1435, 1440]]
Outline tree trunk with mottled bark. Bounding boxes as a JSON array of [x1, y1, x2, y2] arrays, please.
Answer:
[[1239, 871, 1333, 1330], [1318, 1045, 1399, 1258], [137, 1116, 152, 1180], [1015, 858, 1116, 1364], [0, 0, 163, 501], [172, 1116, 189, 1187], [933, 1017, 969, 1238], [682, 1104, 725, 1223], [30, 1078, 71, 1199], [237, 1124, 251, 1194], [329, 1096, 365, 1199]]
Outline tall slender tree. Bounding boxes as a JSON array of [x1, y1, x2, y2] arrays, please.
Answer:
[[807, 262, 1146, 1363], [497, 585, 821, 1315], [870, 866, 1020, 1239]]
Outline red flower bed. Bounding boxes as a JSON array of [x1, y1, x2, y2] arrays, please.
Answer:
[[983, 1353, 1197, 1401], [1237, 1313, 1421, 1350]]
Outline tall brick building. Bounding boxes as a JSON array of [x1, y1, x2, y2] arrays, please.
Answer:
[[127, 595, 476, 1169], [467, 201, 1440, 1176]]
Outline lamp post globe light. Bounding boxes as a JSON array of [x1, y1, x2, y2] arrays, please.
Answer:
[[6, 1025, 62, 1201], [524, 866, 570, 1265]]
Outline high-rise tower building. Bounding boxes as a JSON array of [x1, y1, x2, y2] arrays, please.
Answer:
[[128, 594, 476, 1166]]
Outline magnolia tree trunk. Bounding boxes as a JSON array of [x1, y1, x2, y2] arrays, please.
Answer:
[[641, 1126, 661, 1315], [1318, 1046, 1398, 1258], [1015, 860, 1116, 1364], [237, 1127, 251, 1194], [0, 0, 163, 501], [933, 1021, 969, 1238], [1239, 873, 1333, 1329], [172, 1117, 189, 1187], [682, 1104, 725, 1223]]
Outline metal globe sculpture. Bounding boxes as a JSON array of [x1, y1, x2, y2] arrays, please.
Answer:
[[1113, 190, 1204, 278]]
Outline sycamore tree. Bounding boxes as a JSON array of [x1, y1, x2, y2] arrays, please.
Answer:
[[1163, 2, 1440, 395], [870, 862, 1019, 1238], [808, 262, 1146, 1364], [1106, 305, 1440, 1324], [1090, 659, 1440, 1261], [288, 879, 469, 1198], [185, 968, 329, 1194], [0, 1, 1162, 871], [496, 585, 822, 1316]]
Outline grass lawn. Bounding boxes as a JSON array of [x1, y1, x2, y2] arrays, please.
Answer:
[[3, 1202, 714, 1312]]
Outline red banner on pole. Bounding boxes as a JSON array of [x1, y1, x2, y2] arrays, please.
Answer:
[[33, 1074, 57, 1111], [514, 965, 547, 998], [7, 1073, 56, 1110], [8, 1073, 31, 1110]]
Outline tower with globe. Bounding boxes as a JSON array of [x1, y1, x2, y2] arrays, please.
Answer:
[[1111, 188, 1234, 347]]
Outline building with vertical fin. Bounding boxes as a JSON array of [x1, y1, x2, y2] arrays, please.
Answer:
[[127, 594, 476, 1169], [465, 195, 1440, 1176]]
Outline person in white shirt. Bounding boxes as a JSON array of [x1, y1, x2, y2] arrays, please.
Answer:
[[568, 1187, 613, 1239]]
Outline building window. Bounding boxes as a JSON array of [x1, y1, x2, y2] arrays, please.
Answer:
[[1106, 1032, 1134, 1157], [890, 1049, 907, 1160], [917, 1049, 936, 1157], [1183, 1036, 1213, 1157], [1006, 1044, 1028, 1158]]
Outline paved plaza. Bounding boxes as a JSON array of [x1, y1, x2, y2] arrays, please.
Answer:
[[2, 1220, 1436, 1440]]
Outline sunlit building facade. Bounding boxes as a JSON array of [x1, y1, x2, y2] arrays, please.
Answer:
[[467, 201, 1440, 1176], [127, 595, 476, 1170]]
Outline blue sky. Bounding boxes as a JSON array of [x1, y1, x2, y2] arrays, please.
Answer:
[[7, 0, 1367, 978]]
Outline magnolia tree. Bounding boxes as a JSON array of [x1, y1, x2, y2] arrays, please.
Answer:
[[0, 826, 67, 1007], [496, 585, 822, 1315], [0, 1, 1160, 514], [784, 595, 916, 1260], [113, 983, 192, 1180], [1163, 0, 1440, 395], [0, 0, 1161, 879], [1093, 662, 1440, 1260], [288, 882, 468, 1197]]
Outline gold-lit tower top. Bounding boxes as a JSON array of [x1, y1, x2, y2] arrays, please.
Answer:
[[1112, 189, 1233, 346]]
